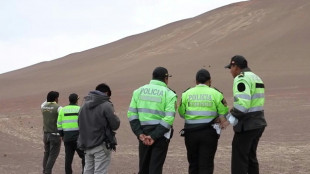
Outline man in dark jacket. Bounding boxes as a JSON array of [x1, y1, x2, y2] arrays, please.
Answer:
[[78, 83, 120, 174]]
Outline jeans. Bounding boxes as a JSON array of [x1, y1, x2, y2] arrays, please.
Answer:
[[83, 143, 111, 174], [43, 133, 61, 174], [64, 140, 85, 174]]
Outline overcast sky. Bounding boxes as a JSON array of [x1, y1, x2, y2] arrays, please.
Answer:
[[0, 0, 246, 74]]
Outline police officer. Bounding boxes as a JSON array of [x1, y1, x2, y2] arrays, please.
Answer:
[[57, 93, 85, 174], [223, 55, 267, 174], [127, 66, 177, 174], [178, 69, 229, 174]]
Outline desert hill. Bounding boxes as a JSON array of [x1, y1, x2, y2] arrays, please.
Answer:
[[0, 0, 310, 173]]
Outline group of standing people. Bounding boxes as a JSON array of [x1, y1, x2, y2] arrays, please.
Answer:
[[127, 55, 267, 174], [41, 83, 120, 174], [41, 55, 266, 174]]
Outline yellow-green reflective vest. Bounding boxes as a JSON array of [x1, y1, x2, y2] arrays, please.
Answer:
[[127, 80, 177, 129], [233, 71, 265, 113], [57, 105, 80, 131], [178, 84, 229, 125]]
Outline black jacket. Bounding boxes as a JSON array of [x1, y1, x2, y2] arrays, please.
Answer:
[[231, 109, 267, 132]]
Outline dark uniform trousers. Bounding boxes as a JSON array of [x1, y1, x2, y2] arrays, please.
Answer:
[[232, 127, 265, 174], [64, 140, 85, 174], [43, 133, 61, 174], [138, 137, 169, 174], [185, 127, 219, 174]]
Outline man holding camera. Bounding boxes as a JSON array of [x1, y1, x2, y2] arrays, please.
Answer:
[[78, 83, 120, 174]]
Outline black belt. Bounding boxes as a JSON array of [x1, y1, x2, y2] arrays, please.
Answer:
[[179, 121, 215, 137]]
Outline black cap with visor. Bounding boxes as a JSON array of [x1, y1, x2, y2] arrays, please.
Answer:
[[225, 55, 248, 69]]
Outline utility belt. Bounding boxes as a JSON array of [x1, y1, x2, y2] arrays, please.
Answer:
[[179, 120, 215, 137]]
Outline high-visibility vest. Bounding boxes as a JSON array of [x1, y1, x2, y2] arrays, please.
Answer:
[[178, 84, 229, 124], [127, 80, 177, 129], [57, 105, 80, 131], [233, 71, 265, 113]]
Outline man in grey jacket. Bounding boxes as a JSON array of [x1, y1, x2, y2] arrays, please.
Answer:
[[78, 83, 120, 174]]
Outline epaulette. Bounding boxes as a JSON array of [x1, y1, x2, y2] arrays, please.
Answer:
[[168, 87, 176, 94], [238, 72, 244, 78], [213, 87, 223, 94], [183, 87, 191, 93]]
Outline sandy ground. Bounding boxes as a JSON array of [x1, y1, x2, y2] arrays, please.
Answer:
[[1, 85, 310, 174]]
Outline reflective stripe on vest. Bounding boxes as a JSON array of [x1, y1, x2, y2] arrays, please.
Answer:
[[233, 71, 265, 113], [178, 85, 229, 125], [185, 110, 217, 117], [140, 120, 172, 129], [127, 80, 177, 127], [57, 105, 80, 132]]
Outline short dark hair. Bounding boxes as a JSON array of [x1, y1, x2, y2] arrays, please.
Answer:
[[196, 69, 211, 84], [69, 93, 79, 104], [96, 83, 112, 96], [46, 91, 59, 102], [152, 67, 172, 82]]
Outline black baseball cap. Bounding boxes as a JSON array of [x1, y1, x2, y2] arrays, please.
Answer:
[[196, 69, 211, 83], [225, 55, 248, 69], [152, 67, 172, 80]]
